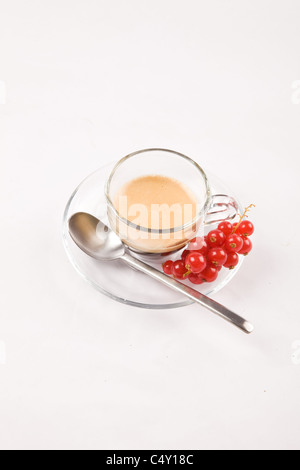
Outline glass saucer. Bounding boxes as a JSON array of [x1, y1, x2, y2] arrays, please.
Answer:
[[62, 162, 244, 309]]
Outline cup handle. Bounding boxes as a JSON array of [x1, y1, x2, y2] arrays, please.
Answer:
[[204, 194, 239, 225]]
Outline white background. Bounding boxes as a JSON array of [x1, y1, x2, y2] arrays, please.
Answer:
[[1, 0, 300, 450]]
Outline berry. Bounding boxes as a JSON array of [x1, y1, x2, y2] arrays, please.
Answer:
[[232, 204, 255, 235], [238, 237, 253, 255], [207, 229, 226, 248], [188, 237, 205, 251], [172, 260, 189, 279], [224, 233, 244, 253], [197, 238, 209, 256], [218, 221, 233, 236], [200, 266, 219, 283], [236, 220, 254, 237], [207, 247, 228, 267], [162, 260, 173, 275], [188, 272, 204, 285], [185, 252, 207, 274], [181, 249, 189, 262], [223, 252, 239, 269]]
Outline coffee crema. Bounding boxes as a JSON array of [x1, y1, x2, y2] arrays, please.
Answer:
[[111, 175, 200, 253], [114, 175, 198, 229]]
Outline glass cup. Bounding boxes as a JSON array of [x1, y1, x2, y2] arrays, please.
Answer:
[[105, 148, 238, 254]]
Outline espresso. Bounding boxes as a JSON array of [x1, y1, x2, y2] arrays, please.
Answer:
[[114, 175, 198, 230], [110, 175, 199, 253]]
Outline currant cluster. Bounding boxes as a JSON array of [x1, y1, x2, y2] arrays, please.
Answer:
[[162, 206, 255, 285]]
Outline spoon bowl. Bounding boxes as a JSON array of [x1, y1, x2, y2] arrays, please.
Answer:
[[69, 212, 125, 261]]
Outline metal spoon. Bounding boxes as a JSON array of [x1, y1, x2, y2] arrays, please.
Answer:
[[68, 212, 254, 334]]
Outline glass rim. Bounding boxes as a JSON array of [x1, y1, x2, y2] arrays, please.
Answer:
[[104, 148, 212, 234]]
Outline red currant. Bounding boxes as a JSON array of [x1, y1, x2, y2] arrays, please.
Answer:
[[236, 220, 254, 237], [207, 247, 228, 267], [162, 260, 173, 275], [223, 252, 239, 269], [200, 266, 219, 283], [181, 249, 189, 262], [188, 236, 205, 251], [238, 237, 253, 255], [218, 221, 233, 236], [185, 252, 207, 274], [224, 233, 244, 253], [172, 260, 189, 280], [196, 238, 209, 256], [188, 272, 204, 285], [207, 229, 226, 248]]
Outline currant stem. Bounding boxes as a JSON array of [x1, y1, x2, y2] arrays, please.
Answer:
[[233, 204, 255, 233], [183, 269, 191, 278]]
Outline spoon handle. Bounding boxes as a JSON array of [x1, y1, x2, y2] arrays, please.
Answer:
[[121, 253, 253, 334]]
